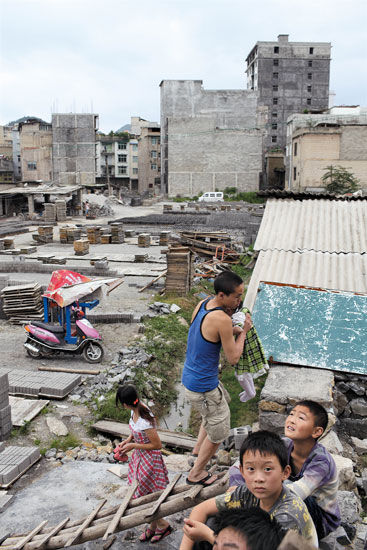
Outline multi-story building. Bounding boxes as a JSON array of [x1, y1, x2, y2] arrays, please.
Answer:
[[0, 156, 13, 185], [52, 113, 98, 186], [137, 125, 160, 195], [160, 80, 264, 197], [286, 106, 367, 191], [246, 34, 331, 187], [95, 133, 139, 192], [19, 119, 53, 183]]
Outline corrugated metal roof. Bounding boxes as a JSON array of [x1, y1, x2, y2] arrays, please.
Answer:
[[252, 282, 367, 375], [254, 199, 367, 253], [244, 250, 367, 311]]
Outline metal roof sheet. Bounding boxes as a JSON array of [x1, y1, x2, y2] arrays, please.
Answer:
[[252, 282, 367, 375], [244, 250, 367, 311], [254, 199, 367, 253]]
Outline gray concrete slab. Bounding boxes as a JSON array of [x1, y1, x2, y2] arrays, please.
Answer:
[[0, 368, 81, 399], [0, 461, 185, 549]]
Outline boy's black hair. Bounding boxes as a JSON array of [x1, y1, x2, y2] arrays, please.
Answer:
[[293, 400, 329, 433], [239, 430, 288, 470], [212, 507, 286, 550], [213, 271, 243, 296]]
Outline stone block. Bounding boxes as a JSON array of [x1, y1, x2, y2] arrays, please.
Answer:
[[337, 490, 361, 525], [259, 410, 286, 434], [354, 523, 367, 550], [339, 418, 367, 439], [319, 430, 343, 455], [0, 405, 11, 423], [351, 436, 367, 455], [332, 387, 348, 415], [332, 455, 356, 491], [260, 365, 334, 408], [350, 398, 367, 417], [258, 400, 286, 413]]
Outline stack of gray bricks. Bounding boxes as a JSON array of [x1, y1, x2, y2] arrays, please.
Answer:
[[0, 374, 12, 441], [0, 445, 40, 486]]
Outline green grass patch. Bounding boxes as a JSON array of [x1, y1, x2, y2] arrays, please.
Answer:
[[224, 191, 265, 204], [94, 392, 131, 423], [48, 433, 81, 451], [11, 421, 31, 437]]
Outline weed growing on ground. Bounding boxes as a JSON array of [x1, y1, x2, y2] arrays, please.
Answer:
[[48, 433, 81, 452], [94, 392, 131, 423], [11, 421, 31, 437]]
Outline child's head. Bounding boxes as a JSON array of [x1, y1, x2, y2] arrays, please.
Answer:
[[212, 507, 286, 550], [285, 400, 328, 442], [239, 431, 290, 502], [116, 384, 139, 408]]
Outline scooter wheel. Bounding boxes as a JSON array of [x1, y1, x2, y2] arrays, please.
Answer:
[[26, 344, 41, 358], [83, 342, 104, 363]]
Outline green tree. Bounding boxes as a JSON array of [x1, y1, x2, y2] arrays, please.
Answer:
[[321, 165, 360, 194]]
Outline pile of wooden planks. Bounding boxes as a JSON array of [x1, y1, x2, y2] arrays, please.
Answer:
[[165, 246, 193, 295], [87, 226, 102, 244], [32, 226, 54, 244], [180, 231, 240, 262], [0, 283, 43, 323], [55, 200, 67, 222], [74, 239, 90, 256], [138, 233, 151, 247], [159, 231, 171, 246], [110, 223, 124, 244]]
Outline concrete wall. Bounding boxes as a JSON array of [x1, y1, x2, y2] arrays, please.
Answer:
[[52, 114, 98, 186], [160, 80, 263, 196], [138, 127, 161, 194], [19, 122, 53, 182]]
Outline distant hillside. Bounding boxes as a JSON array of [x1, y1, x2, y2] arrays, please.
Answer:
[[116, 123, 131, 132], [6, 115, 49, 126]]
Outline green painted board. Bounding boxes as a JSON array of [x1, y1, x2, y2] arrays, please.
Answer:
[[252, 282, 367, 375]]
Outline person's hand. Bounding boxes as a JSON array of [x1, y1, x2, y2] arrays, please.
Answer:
[[183, 518, 214, 543], [120, 442, 135, 453], [243, 313, 252, 333], [233, 325, 243, 336]]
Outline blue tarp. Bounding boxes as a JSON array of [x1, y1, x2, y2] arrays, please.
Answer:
[[252, 282, 367, 375]]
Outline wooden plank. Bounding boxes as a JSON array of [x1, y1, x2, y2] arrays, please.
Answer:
[[138, 271, 167, 293], [92, 420, 195, 451], [12, 521, 47, 550], [64, 499, 106, 547], [34, 518, 69, 549], [102, 481, 138, 540], [9, 397, 49, 427], [145, 473, 181, 518], [38, 366, 100, 375]]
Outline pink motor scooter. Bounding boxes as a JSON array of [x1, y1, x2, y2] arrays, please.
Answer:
[[24, 302, 104, 363]]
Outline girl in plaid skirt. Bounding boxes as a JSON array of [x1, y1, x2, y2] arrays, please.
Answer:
[[115, 384, 172, 543]]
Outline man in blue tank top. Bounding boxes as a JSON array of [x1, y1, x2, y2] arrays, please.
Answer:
[[182, 271, 252, 486]]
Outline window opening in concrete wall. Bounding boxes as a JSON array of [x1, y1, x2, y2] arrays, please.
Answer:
[[308, 73, 312, 80], [273, 98, 278, 105], [294, 142, 297, 156], [307, 86, 312, 93], [118, 166, 127, 174], [308, 60, 313, 67], [118, 142, 127, 149], [293, 167, 297, 180], [151, 164, 157, 170], [27, 162, 37, 170], [273, 72, 278, 79], [272, 123, 277, 130], [133, 156, 138, 163], [272, 136, 277, 143], [118, 154, 127, 163], [132, 144, 138, 151], [307, 98, 312, 105], [151, 151, 157, 158], [273, 59, 279, 66], [272, 112, 278, 118], [133, 167, 138, 174], [273, 85, 278, 92], [309, 47, 314, 54], [274, 46, 279, 53]]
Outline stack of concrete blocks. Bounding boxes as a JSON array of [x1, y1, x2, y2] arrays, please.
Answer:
[[0, 445, 40, 486], [44, 203, 56, 223], [0, 374, 12, 441], [110, 223, 124, 244], [55, 200, 67, 221], [0, 275, 9, 320]]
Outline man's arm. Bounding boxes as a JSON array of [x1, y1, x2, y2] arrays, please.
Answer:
[[179, 498, 219, 550], [219, 313, 252, 365]]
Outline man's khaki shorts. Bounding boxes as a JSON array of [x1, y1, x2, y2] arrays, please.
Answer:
[[185, 382, 231, 444]]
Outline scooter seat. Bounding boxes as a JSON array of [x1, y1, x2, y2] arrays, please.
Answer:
[[31, 321, 65, 334]]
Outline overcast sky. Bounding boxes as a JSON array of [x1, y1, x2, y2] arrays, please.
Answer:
[[1, 0, 366, 133]]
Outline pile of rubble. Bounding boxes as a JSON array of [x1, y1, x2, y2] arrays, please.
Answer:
[[86, 201, 114, 219]]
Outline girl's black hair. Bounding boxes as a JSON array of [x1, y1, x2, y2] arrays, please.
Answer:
[[116, 384, 155, 426]]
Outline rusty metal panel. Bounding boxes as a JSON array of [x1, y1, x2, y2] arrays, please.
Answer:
[[254, 199, 367, 253], [244, 250, 367, 311], [252, 282, 367, 375]]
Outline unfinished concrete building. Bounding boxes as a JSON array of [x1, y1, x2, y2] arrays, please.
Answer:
[[138, 125, 161, 195], [287, 106, 367, 191], [160, 80, 265, 197], [246, 34, 331, 188], [19, 119, 53, 183], [52, 114, 98, 187]]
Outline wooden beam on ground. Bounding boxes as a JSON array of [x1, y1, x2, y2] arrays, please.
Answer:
[[138, 271, 167, 293], [64, 500, 106, 547], [106, 278, 124, 296], [93, 420, 196, 451], [12, 521, 48, 550], [102, 481, 138, 540], [38, 367, 100, 375], [34, 518, 69, 550], [145, 473, 181, 518]]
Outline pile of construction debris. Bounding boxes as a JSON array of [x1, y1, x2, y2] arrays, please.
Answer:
[[86, 202, 114, 219]]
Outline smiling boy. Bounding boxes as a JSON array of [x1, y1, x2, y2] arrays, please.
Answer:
[[284, 400, 341, 539], [179, 431, 318, 550]]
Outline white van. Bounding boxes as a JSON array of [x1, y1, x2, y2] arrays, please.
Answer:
[[198, 192, 224, 202]]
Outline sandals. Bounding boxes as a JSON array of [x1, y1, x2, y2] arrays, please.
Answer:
[[186, 472, 218, 486], [139, 527, 155, 542], [150, 525, 172, 544]]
